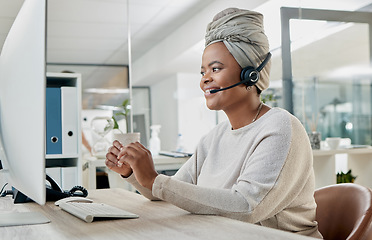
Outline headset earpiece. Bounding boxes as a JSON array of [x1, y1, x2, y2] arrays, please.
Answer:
[[240, 52, 272, 87], [210, 53, 271, 94], [240, 66, 259, 86]]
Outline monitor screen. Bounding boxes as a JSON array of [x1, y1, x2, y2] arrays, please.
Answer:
[[0, 0, 46, 205]]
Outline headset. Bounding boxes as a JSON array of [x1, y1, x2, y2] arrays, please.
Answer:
[[241, 52, 272, 86], [210, 52, 272, 94]]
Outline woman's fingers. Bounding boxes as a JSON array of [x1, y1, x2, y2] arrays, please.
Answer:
[[105, 140, 128, 169], [115, 142, 157, 189], [113, 140, 123, 150], [117, 142, 143, 160]]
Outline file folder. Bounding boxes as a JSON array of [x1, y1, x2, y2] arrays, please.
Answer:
[[61, 167, 77, 190], [61, 86, 78, 156], [46, 87, 62, 154]]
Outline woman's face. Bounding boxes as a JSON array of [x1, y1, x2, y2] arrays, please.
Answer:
[[200, 42, 248, 111]]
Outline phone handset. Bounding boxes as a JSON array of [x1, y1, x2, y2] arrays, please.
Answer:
[[46, 174, 64, 192], [13, 174, 88, 203], [45, 174, 88, 201]]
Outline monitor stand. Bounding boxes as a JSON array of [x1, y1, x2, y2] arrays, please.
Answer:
[[0, 212, 50, 227], [0, 173, 50, 227], [0, 146, 50, 227], [0, 168, 51, 227]]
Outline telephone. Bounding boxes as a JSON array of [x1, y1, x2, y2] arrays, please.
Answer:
[[13, 174, 88, 203]]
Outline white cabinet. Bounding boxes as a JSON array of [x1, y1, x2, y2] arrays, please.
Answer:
[[313, 148, 372, 189], [45, 72, 82, 189]]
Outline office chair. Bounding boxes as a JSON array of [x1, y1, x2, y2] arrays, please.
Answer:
[[360, 221, 372, 240], [314, 183, 372, 240]]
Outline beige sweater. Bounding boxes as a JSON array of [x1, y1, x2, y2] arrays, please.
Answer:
[[127, 108, 322, 238]]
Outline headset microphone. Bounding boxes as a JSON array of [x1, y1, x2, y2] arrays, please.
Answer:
[[209, 52, 271, 94], [209, 80, 250, 94]]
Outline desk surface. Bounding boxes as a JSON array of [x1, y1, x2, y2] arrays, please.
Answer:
[[313, 146, 372, 156], [0, 188, 315, 240]]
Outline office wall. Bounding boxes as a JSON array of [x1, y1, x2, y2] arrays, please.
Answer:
[[177, 73, 216, 153], [150, 75, 178, 151], [151, 73, 216, 153]]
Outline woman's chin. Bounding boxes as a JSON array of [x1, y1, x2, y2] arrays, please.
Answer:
[[206, 102, 220, 111]]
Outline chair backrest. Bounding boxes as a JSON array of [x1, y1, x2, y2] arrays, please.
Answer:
[[314, 183, 372, 240], [360, 221, 372, 240]]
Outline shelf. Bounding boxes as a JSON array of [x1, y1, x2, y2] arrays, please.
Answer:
[[313, 146, 372, 189], [313, 147, 372, 156]]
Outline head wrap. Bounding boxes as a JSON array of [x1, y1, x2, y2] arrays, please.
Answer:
[[205, 8, 271, 91]]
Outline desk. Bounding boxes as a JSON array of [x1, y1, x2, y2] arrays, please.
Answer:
[[0, 188, 315, 240], [84, 155, 189, 190], [313, 147, 372, 189]]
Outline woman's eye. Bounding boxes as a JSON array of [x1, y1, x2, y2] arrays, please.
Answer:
[[200, 71, 205, 76], [212, 67, 221, 72]]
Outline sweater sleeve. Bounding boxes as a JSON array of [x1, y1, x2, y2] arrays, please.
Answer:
[[124, 174, 160, 200], [151, 115, 315, 224], [123, 141, 205, 200]]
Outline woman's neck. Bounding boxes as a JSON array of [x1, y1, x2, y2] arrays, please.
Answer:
[[225, 99, 268, 130]]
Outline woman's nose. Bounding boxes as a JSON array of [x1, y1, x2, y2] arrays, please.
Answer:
[[201, 73, 212, 84]]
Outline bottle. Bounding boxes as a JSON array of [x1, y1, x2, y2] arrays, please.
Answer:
[[149, 125, 161, 156], [176, 133, 184, 152]]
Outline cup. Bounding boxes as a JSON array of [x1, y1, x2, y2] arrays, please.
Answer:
[[326, 137, 341, 150], [113, 132, 140, 146]]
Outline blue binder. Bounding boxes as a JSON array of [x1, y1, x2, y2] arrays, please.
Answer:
[[46, 87, 62, 154]]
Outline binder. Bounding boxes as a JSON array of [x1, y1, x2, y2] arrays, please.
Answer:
[[46, 87, 62, 154], [61, 167, 77, 190], [61, 86, 78, 155]]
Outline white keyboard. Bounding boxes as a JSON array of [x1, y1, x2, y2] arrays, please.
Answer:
[[59, 202, 139, 223]]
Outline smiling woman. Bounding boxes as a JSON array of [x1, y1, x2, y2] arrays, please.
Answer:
[[200, 42, 246, 114], [105, 7, 322, 239]]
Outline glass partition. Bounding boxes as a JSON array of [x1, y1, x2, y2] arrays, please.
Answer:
[[279, 7, 372, 145], [292, 76, 372, 145]]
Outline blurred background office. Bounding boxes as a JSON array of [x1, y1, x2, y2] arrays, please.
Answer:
[[1, 0, 372, 153]]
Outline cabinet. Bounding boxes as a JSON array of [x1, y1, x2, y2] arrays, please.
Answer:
[[45, 72, 82, 190], [313, 147, 372, 189]]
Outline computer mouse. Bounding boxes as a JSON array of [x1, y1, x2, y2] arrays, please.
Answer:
[[55, 196, 93, 206]]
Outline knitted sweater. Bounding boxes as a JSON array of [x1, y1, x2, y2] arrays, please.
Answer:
[[127, 108, 322, 238]]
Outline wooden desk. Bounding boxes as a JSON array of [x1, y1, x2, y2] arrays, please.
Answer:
[[0, 188, 315, 240]]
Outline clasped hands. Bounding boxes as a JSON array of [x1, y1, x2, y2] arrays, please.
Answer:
[[105, 140, 158, 190]]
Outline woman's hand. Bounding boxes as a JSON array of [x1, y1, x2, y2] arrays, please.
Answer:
[[105, 140, 133, 178], [117, 141, 158, 190]]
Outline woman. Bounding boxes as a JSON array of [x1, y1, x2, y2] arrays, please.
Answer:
[[105, 8, 322, 238]]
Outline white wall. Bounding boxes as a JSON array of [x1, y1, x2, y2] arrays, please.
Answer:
[[151, 73, 217, 153], [177, 73, 216, 153], [150, 75, 178, 151], [132, 0, 269, 86]]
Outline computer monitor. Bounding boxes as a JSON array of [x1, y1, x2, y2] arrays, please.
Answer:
[[0, 0, 46, 206]]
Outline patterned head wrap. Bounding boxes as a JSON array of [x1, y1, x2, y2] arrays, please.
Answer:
[[205, 8, 271, 91]]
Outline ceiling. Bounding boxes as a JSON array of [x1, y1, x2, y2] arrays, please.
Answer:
[[1, 0, 372, 93], [46, 0, 220, 95], [0, 0, 217, 90], [45, 0, 215, 65]]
